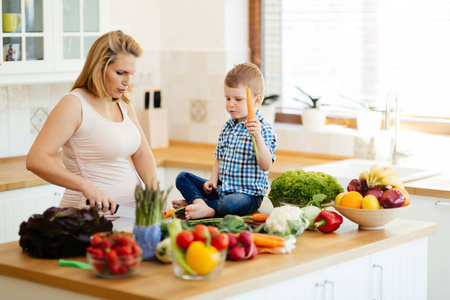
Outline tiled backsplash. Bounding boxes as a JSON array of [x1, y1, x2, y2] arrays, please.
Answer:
[[0, 83, 72, 158]]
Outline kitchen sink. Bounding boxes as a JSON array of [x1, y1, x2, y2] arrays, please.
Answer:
[[302, 158, 441, 186]]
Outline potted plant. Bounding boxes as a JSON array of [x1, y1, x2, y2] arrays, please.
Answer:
[[294, 86, 326, 132], [339, 94, 383, 137], [259, 94, 279, 124]]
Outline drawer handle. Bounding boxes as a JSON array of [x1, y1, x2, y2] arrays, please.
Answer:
[[435, 201, 450, 207], [315, 282, 325, 300], [373, 264, 383, 300]]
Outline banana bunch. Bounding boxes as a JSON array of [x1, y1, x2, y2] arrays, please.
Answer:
[[359, 164, 404, 190]]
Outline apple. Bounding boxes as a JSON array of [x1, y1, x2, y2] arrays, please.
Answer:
[[379, 188, 406, 208], [365, 188, 384, 200], [347, 179, 368, 195]]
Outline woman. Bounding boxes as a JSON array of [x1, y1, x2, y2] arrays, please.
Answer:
[[26, 30, 157, 214]]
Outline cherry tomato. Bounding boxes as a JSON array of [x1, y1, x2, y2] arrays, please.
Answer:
[[211, 232, 229, 251], [176, 230, 194, 249], [193, 224, 209, 242]]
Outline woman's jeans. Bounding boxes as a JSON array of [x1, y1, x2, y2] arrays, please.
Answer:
[[175, 171, 262, 217]]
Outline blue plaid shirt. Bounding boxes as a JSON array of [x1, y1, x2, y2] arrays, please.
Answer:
[[214, 110, 277, 196]]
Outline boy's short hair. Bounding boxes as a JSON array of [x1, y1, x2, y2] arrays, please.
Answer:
[[225, 62, 265, 97]]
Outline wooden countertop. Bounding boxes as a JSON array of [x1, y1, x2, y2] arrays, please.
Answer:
[[0, 219, 437, 300], [1, 141, 449, 198], [0, 141, 347, 192]]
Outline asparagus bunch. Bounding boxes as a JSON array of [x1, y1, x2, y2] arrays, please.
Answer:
[[135, 177, 172, 226]]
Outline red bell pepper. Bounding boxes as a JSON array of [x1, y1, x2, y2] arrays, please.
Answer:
[[314, 211, 343, 233]]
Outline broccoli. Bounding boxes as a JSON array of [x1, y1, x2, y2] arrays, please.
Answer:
[[268, 169, 344, 206]]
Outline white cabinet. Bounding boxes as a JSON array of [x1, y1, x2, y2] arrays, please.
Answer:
[[0, 0, 110, 84], [228, 238, 428, 300], [369, 237, 428, 300], [402, 195, 450, 300], [0, 184, 64, 244]]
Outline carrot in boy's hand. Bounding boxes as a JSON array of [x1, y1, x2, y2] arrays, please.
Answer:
[[246, 86, 261, 162], [246, 86, 257, 121]]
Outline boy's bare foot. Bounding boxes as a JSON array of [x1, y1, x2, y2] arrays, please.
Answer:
[[185, 199, 215, 220], [172, 199, 188, 209]]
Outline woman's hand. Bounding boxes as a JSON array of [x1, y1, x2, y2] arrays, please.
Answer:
[[81, 183, 117, 214], [203, 180, 217, 194]]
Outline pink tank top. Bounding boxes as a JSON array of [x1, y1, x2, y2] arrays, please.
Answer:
[[60, 92, 142, 208]]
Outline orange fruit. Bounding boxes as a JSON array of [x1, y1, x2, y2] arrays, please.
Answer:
[[341, 191, 363, 209], [396, 187, 410, 206], [335, 192, 346, 206]]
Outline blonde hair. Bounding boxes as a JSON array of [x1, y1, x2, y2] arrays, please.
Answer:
[[224, 62, 265, 98], [72, 30, 143, 104]]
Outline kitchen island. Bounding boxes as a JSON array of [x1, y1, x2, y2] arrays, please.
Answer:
[[0, 218, 437, 300]]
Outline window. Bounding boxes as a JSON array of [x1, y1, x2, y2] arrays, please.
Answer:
[[262, 0, 450, 120]]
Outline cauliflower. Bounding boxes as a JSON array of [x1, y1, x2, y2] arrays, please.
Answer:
[[264, 206, 310, 237]]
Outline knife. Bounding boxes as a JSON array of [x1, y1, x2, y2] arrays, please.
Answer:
[[85, 200, 135, 218]]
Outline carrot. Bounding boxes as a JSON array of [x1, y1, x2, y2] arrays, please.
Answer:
[[246, 86, 256, 122], [252, 213, 270, 222], [257, 246, 283, 254], [252, 232, 287, 242], [163, 209, 175, 218], [252, 233, 285, 248], [163, 206, 186, 218], [245, 86, 261, 162]]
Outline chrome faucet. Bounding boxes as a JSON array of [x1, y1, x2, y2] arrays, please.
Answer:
[[384, 92, 410, 165]]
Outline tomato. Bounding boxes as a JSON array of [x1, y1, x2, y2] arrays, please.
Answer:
[[91, 233, 104, 248], [193, 224, 209, 242], [176, 230, 194, 249], [207, 226, 220, 237], [211, 233, 229, 251]]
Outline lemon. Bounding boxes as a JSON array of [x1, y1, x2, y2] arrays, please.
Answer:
[[362, 195, 380, 209], [335, 192, 346, 206]]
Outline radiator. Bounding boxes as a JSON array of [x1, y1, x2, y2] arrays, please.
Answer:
[[0, 185, 64, 244]]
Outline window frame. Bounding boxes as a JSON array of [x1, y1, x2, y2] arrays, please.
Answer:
[[249, 0, 450, 136]]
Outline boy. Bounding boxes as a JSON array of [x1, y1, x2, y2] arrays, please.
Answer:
[[173, 62, 277, 219]]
